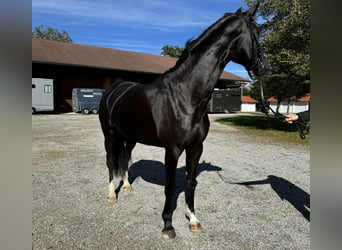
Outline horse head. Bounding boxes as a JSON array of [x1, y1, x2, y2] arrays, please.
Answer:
[[230, 3, 270, 76]]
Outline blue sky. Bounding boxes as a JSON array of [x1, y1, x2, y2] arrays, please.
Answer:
[[32, 0, 251, 79]]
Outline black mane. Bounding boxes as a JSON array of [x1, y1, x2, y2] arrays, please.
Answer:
[[165, 13, 236, 74]]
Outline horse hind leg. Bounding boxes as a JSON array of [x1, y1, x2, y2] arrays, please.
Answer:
[[107, 149, 129, 202], [107, 182, 116, 203], [122, 141, 136, 192], [105, 135, 119, 204], [122, 157, 132, 192], [104, 128, 125, 204], [106, 154, 117, 204], [105, 132, 135, 202]]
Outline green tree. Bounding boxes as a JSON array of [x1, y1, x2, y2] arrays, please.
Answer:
[[244, 0, 310, 112], [160, 45, 184, 57], [32, 25, 73, 42]]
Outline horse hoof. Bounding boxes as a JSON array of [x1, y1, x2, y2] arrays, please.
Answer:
[[189, 223, 202, 233], [107, 196, 116, 204], [122, 186, 132, 192], [162, 229, 176, 239]]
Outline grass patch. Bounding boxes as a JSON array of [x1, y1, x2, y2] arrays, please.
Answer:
[[217, 115, 310, 146]]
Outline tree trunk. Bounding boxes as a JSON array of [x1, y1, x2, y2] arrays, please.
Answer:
[[286, 99, 291, 114]]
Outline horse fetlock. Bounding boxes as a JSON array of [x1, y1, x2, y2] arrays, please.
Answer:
[[107, 181, 116, 203], [162, 228, 176, 239], [107, 196, 116, 204]]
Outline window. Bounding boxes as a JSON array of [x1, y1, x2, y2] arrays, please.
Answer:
[[32, 84, 36, 89], [44, 85, 52, 93]]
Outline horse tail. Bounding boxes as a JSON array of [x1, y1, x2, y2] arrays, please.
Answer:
[[116, 145, 130, 178], [99, 83, 134, 179]]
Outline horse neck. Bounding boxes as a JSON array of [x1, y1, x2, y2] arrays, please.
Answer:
[[162, 15, 241, 106]]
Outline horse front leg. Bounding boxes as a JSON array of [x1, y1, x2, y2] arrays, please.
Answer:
[[185, 143, 203, 233], [162, 147, 181, 239]]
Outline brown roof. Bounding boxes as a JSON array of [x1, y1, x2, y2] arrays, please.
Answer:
[[267, 94, 310, 102], [32, 38, 247, 81], [242, 96, 258, 103], [293, 93, 310, 102], [267, 97, 278, 102]]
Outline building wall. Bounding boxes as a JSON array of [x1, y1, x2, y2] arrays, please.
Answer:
[[32, 63, 160, 112], [241, 103, 256, 112], [269, 101, 309, 114], [289, 102, 309, 113]]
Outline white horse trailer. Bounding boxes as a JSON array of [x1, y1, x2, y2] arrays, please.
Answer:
[[32, 78, 54, 113]]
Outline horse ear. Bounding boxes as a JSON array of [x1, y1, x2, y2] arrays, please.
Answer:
[[245, 2, 260, 18], [235, 7, 243, 14]]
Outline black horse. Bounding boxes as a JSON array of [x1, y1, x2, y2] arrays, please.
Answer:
[[99, 3, 269, 239]]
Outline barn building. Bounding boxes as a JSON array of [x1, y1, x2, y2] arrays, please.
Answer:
[[241, 96, 259, 112], [32, 38, 249, 112]]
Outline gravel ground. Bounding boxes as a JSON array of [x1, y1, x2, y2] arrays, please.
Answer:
[[32, 113, 310, 250]]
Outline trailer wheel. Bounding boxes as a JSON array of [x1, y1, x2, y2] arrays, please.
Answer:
[[91, 108, 98, 114], [32, 107, 36, 114], [83, 108, 90, 114]]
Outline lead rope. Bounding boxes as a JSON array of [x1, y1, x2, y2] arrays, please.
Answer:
[[248, 72, 309, 139]]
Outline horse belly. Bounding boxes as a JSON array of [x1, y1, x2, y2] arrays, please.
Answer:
[[111, 95, 161, 146]]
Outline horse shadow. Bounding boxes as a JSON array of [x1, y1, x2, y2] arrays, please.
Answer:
[[116, 160, 222, 214], [232, 175, 310, 221]]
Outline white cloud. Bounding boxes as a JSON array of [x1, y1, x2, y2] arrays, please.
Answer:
[[90, 40, 161, 53], [32, 0, 224, 30]]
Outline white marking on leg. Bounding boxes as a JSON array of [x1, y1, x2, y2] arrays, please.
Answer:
[[122, 171, 132, 192], [185, 207, 200, 225], [122, 157, 132, 191], [107, 180, 116, 203], [186, 206, 202, 232]]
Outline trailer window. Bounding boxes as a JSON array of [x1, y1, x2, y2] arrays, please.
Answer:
[[32, 84, 36, 89], [44, 85, 52, 93]]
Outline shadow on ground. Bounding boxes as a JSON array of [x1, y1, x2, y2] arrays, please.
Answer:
[[232, 175, 310, 221], [116, 160, 222, 215]]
